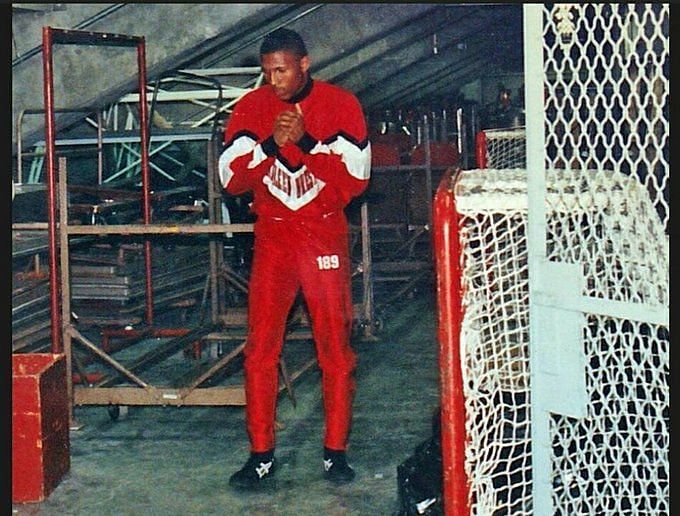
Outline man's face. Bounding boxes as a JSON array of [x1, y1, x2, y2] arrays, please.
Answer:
[[261, 50, 310, 101]]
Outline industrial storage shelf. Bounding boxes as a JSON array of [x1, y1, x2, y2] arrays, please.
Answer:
[[12, 27, 312, 426]]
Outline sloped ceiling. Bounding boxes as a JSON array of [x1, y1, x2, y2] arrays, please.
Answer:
[[11, 3, 523, 149]]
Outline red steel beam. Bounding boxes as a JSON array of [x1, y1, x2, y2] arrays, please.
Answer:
[[136, 38, 155, 327]]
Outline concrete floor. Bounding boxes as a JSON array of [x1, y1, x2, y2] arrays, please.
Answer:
[[12, 288, 441, 515]]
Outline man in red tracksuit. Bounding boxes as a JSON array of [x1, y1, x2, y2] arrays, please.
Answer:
[[218, 28, 371, 489]]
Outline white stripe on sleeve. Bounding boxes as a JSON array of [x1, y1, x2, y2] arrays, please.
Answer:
[[218, 135, 270, 188], [310, 137, 371, 181]]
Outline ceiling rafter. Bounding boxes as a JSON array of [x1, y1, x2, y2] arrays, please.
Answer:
[[354, 15, 510, 108], [368, 23, 523, 110], [319, 6, 484, 86]]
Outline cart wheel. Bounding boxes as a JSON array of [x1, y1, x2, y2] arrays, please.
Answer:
[[353, 316, 384, 340], [373, 315, 385, 334], [108, 405, 120, 420], [107, 405, 129, 421]]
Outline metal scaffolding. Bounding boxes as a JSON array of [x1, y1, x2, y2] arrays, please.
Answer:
[[21, 27, 315, 426], [351, 115, 453, 337]]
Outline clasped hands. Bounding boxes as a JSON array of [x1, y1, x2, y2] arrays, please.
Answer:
[[273, 104, 305, 147]]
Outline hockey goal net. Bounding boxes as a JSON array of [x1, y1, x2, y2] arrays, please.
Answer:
[[435, 165, 668, 514], [474, 127, 526, 169], [436, 7, 668, 513]]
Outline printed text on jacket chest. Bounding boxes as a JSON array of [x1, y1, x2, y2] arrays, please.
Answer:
[[263, 162, 325, 210]]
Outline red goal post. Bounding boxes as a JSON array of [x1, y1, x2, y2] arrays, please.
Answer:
[[475, 127, 526, 169], [433, 164, 668, 515], [433, 169, 469, 515]]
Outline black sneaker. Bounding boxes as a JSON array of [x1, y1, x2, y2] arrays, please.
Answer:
[[323, 448, 356, 483], [229, 451, 277, 489]]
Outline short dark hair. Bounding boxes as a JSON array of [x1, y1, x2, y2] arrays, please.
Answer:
[[259, 28, 308, 58]]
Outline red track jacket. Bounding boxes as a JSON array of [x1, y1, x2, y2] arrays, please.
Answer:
[[218, 78, 371, 220]]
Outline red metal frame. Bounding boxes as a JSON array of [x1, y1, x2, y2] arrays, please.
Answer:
[[41, 27, 151, 353], [433, 170, 469, 515], [41, 27, 61, 353], [475, 130, 487, 169]]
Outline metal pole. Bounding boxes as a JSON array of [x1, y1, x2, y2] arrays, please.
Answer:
[[525, 5, 552, 514], [97, 110, 104, 184], [475, 131, 487, 169], [41, 27, 62, 353], [441, 108, 448, 143], [137, 38, 154, 326], [16, 109, 25, 184], [57, 157, 76, 426], [207, 136, 222, 324], [360, 200, 374, 338], [423, 114, 433, 228], [433, 170, 469, 515], [456, 108, 466, 169]]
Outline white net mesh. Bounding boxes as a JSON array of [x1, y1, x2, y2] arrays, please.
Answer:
[[543, 4, 669, 234], [450, 4, 669, 514], [542, 4, 669, 514], [551, 315, 669, 515], [456, 169, 532, 514], [454, 165, 668, 514]]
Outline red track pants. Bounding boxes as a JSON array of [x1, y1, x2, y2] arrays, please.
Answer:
[[244, 213, 356, 452]]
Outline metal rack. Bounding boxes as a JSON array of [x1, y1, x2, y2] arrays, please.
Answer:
[[19, 27, 315, 426], [350, 116, 451, 337], [16, 68, 263, 187]]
